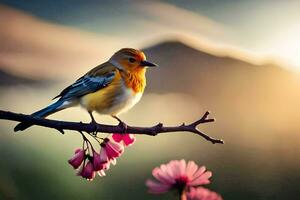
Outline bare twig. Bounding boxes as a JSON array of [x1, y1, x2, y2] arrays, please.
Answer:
[[0, 110, 224, 144]]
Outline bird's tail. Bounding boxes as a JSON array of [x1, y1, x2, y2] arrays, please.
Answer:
[[14, 100, 66, 132]]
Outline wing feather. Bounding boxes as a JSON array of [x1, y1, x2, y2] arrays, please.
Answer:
[[53, 63, 117, 100]]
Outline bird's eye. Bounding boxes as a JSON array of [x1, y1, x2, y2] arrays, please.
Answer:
[[129, 58, 136, 63]]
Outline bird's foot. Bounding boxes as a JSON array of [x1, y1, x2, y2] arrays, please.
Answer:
[[113, 116, 128, 133], [119, 121, 128, 133], [88, 111, 99, 135], [89, 120, 99, 135]]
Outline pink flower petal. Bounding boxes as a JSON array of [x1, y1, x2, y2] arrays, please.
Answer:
[[188, 171, 212, 186], [112, 134, 136, 146], [171, 160, 182, 178], [186, 161, 198, 179], [104, 139, 124, 159], [186, 187, 223, 200], [178, 159, 187, 176], [68, 148, 85, 169], [193, 166, 206, 179], [122, 134, 136, 146], [164, 164, 176, 180], [145, 179, 171, 194], [74, 148, 82, 154], [152, 167, 175, 185], [160, 164, 176, 183], [110, 157, 117, 165], [99, 147, 110, 170], [93, 151, 106, 171], [79, 161, 96, 180], [112, 134, 123, 143], [97, 170, 106, 177]]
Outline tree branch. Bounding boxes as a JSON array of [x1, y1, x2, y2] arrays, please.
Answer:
[[0, 110, 224, 144]]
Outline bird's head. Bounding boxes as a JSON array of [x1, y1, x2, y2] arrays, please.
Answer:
[[109, 48, 157, 72]]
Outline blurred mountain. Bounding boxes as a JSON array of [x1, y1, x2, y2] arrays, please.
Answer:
[[144, 40, 293, 93], [143, 40, 300, 134], [0, 68, 47, 86]]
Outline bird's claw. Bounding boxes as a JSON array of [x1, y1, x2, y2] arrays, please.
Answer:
[[90, 120, 99, 135], [112, 116, 128, 133], [118, 121, 128, 133]]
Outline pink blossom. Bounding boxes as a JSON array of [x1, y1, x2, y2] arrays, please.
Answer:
[[112, 133, 136, 146], [186, 187, 223, 200], [68, 148, 85, 169], [98, 147, 111, 170], [102, 138, 124, 160], [78, 161, 96, 180], [146, 160, 212, 194], [93, 150, 107, 172]]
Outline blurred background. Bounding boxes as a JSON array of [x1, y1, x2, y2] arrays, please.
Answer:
[[0, 0, 300, 199]]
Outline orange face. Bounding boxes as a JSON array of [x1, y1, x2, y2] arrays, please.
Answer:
[[110, 48, 157, 72]]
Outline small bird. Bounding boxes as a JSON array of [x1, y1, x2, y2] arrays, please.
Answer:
[[14, 48, 157, 132]]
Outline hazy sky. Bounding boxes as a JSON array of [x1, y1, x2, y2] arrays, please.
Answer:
[[1, 0, 300, 68]]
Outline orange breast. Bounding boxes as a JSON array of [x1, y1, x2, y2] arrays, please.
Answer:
[[123, 68, 146, 93]]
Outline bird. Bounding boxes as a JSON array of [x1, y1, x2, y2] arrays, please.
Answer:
[[14, 48, 157, 132]]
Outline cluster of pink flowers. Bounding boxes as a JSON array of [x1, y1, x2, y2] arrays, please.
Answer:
[[146, 160, 222, 200], [68, 133, 135, 180]]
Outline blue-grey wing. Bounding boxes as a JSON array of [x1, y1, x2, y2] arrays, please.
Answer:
[[54, 71, 116, 101]]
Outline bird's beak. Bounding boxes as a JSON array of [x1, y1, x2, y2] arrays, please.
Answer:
[[140, 60, 158, 67]]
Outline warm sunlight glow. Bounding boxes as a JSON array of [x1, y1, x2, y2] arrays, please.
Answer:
[[266, 25, 300, 70]]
